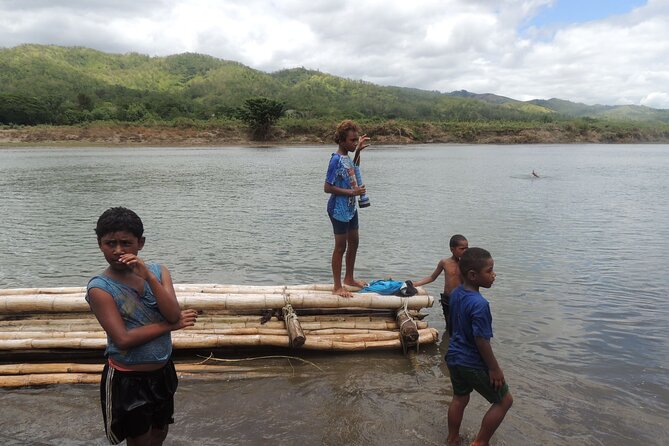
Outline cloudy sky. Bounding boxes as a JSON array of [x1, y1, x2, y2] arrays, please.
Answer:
[[1, 0, 667, 108]]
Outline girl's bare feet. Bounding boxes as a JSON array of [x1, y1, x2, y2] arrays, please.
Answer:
[[343, 279, 367, 288], [333, 286, 353, 298]]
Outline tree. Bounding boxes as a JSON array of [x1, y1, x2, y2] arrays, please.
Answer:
[[77, 93, 94, 111], [0, 94, 52, 125], [237, 97, 286, 140]]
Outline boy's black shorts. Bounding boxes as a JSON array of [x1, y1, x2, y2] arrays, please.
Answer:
[[100, 360, 178, 444], [448, 364, 509, 404]]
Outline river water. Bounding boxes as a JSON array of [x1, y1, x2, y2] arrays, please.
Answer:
[[0, 144, 668, 445]]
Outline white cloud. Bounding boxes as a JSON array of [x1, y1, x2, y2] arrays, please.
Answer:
[[0, 0, 666, 108], [641, 92, 669, 109]]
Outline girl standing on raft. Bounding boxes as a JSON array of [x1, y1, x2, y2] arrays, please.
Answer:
[[324, 120, 370, 297]]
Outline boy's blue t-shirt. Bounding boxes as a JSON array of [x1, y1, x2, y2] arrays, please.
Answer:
[[85, 262, 172, 366], [325, 152, 357, 222], [446, 285, 494, 370]]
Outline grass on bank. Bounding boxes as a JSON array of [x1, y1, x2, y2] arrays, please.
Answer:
[[2, 117, 669, 144]]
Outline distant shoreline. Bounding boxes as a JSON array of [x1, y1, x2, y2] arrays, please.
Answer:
[[2, 122, 669, 147]]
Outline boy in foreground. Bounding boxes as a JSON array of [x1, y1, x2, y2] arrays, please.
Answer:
[[413, 234, 468, 327], [324, 119, 370, 297], [446, 247, 513, 446], [86, 207, 197, 445]]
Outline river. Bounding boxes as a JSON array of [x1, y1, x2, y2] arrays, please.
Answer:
[[0, 144, 668, 445]]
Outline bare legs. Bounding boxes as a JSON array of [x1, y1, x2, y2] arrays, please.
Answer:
[[332, 229, 365, 297], [447, 394, 470, 446], [127, 424, 169, 446], [447, 393, 513, 446]]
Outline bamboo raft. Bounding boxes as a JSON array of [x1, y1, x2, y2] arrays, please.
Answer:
[[0, 284, 437, 387]]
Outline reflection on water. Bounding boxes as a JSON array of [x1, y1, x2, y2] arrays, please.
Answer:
[[0, 144, 668, 445]]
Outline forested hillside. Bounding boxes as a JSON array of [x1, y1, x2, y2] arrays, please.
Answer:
[[1, 44, 668, 144]]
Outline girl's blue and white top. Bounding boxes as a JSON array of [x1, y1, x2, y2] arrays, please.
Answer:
[[86, 262, 172, 366], [325, 152, 357, 222]]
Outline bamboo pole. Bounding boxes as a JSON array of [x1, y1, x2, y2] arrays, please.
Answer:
[[175, 371, 312, 381], [0, 363, 102, 374], [0, 292, 433, 313], [0, 331, 106, 339], [0, 364, 315, 387], [304, 332, 400, 342], [0, 327, 420, 343], [302, 328, 399, 335], [0, 319, 427, 335], [0, 328, 438, 351], [0, 363, 265, 375], [0, 373, 100, 387], [0, 314, 402, 326], [0, 283, 429, 295], [0, 287, 85, 296]]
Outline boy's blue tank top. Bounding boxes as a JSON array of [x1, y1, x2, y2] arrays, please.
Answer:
[[85, 262, 172, 366]]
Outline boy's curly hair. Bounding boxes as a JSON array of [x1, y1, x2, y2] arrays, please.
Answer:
[[95, 207, 144, 241], [333, 119, 360, 144], [458, 247, 492, 276]]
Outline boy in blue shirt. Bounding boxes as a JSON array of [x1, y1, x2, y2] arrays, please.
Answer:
[[324, 119, 370, 297], [86, 207, 197, 445], [446, 247, 513, 446]]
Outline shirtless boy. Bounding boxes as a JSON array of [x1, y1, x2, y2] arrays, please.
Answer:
[[413, 234, 468, 327]]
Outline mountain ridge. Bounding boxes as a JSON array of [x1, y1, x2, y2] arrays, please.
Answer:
[[1, 44, 668, 125]]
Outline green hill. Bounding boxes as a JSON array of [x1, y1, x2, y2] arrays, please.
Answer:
[[1, 44, 667, 127]]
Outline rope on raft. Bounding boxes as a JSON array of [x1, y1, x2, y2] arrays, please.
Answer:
[[397, 298, 419, 355]]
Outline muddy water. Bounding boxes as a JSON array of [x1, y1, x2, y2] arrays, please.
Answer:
[[0, 144, 668, 445]]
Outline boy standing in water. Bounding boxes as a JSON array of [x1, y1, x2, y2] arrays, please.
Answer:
[[86, 207, 197, 446], [413, 234, 468, 327], [446, 247, 513, 446], [324, 119, 370, 297]]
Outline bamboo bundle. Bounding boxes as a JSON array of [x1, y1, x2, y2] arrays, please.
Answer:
[[0, 283, 437, 358]]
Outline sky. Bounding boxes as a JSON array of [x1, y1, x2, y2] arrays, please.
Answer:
[[1, 0, 667, 108]]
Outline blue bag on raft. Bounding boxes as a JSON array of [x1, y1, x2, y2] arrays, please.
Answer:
[[360, 280, 404, 295]]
